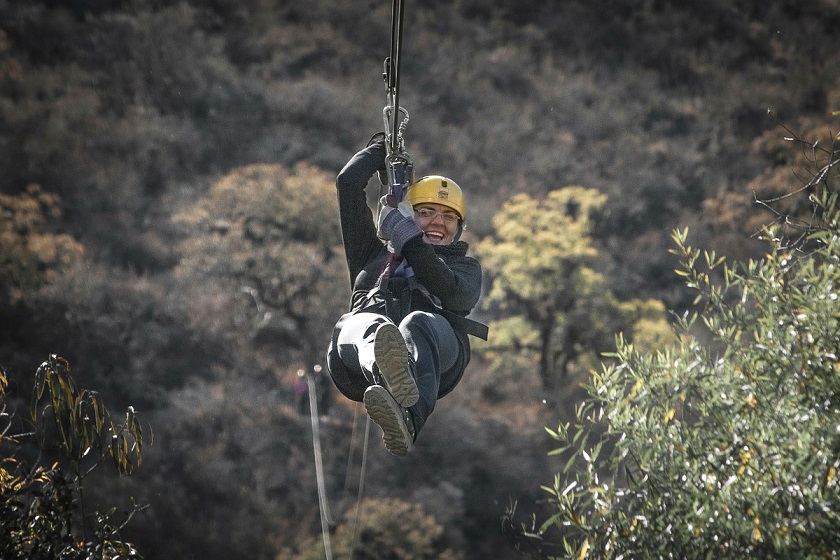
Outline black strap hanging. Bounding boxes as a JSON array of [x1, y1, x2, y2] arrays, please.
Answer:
[[381, 0, 412, 205], [383, 0, 407, 157], [377, 0, 413, 286]]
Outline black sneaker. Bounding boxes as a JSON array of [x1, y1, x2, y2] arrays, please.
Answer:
[[363, 385, 413, 456], [373, 323, 419, 407]]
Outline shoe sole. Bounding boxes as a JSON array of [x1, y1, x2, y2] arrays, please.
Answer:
[[374, 323, 419, 407], [364, 385, 411, 457]]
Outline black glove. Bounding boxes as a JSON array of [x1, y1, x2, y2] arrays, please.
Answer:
[[366, 131, 386, 147], [366, 132, 388, 184]]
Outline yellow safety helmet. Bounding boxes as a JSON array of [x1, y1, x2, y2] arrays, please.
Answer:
[[405, 175, 465, 220]]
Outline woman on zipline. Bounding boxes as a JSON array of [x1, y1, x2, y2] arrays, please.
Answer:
[[326, 133, 485, 456]]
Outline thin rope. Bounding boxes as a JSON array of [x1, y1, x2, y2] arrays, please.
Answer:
[[341, 402, 361, 504], [307, 373, 334, 559], [307, 378, 372, 560], [348, 415, 372, 560]]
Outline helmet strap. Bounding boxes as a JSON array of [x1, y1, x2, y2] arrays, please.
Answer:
[[454, 220, 465, 242]]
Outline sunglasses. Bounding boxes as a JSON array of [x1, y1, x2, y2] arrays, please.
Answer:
[[414, 207, 460, 224]]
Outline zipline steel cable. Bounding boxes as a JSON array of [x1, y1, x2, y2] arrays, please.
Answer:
[[308, 2, 411, 559], [383, 0, 408, 159]]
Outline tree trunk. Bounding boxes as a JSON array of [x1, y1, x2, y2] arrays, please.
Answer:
[[539, 321, 554, 390]]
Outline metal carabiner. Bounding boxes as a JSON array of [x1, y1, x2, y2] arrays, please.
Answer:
[[382, 104, 410, 157]]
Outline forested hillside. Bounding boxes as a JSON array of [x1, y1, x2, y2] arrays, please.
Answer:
[[1, 0, 839, 558]]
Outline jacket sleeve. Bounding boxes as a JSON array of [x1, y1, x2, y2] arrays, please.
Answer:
[[400, 238, 482, 315], [335, 140, 387, 286]]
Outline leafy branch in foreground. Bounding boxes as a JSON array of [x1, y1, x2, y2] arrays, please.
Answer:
[[1, 355, 149, 559], [511, 127, 840, 559]]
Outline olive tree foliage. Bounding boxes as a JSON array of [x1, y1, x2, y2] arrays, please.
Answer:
[[276, 498, 464, 560], [1, 356, 146, 559], [174, 162, 348, 369], [516, 132, 840, 558], [475, 187, 674, 392]]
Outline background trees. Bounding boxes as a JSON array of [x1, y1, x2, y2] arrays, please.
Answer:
[[477, 187, 674, 393], [173, 162, 348, 370], [0, 185, 83, 303], [277, 498, 465, 560]]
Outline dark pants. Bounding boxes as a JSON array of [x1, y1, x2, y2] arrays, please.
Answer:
[[335, 311, 460, 434]]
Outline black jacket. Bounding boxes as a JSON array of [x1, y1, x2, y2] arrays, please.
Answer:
[[327, 139, 483, 401]]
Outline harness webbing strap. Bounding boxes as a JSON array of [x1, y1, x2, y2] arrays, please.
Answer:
[[440, 309, 490, 341], [362, 274, 489, 340], [365, 272, 414, 324]]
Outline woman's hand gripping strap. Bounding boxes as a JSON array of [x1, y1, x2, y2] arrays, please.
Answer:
[[384, 152, 413, 205]]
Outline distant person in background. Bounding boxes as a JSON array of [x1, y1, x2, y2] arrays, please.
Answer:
[[313, 364, 331, 419], [294, 369, 308, 416], [326, 133, 487, 456]]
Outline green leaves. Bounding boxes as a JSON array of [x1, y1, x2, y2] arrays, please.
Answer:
[[31, 354, 146, 477], [529, 173, 840, 557], [3, 358, 146, 558], [477, 187, 675, 389]]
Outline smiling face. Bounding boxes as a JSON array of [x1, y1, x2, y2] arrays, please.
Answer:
[[412, 203, 461, 245]]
